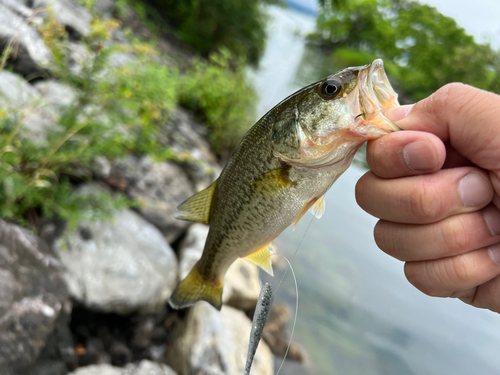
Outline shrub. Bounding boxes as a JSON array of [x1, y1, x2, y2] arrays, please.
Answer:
[[147, 0, 279, 66], [179, 48, 256, 158]]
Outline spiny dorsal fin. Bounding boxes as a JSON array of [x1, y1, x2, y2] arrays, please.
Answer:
[[309, 195, 325, 219], [174, 180, 217, 224], [244, 244, 274, 276]]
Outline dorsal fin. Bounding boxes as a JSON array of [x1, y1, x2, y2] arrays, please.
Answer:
[[244, 243, 274, 276], [174, 180, 217, 224], [309, 195, 325, 219]]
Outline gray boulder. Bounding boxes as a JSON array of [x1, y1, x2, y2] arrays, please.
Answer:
[[160, 107, 221, 191], [110, 156, 195, 243], [0, 71, 58, 144], [68, 361, 177, 375], [178, 224, 261, 311], [0, 1, 52, 76], [34, 80, 77, 110], [32, 0, 92, 38], [166, 304, 273, 375], [56, 209, 178, 314], [0, 219, 70, 375]]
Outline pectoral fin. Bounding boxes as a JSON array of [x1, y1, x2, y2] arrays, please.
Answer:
[[244, 244, 274, 276], [309, 195, 325, 219], [293, 196, 324, 230], [251, 167, 296, 195], [174, 180, 217, 224]]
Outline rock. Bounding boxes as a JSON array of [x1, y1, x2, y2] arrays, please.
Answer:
[[28, 360, 67, 375], [109, 340, 131, 366], [223, 259, 261, 312], [1, 0, 33, 18], [30, 305, 75, 371], [262, 303, 305, 363], [110, 156, 195, 243], [32, 0, 92, 38], [0, 2, 52, 76], [0, 70, 58, 144], [177, 223, 208, 280], [160, 107, 221, 191], [124, 360, 177, 375], [55, 208, 178, 314], [166, 304, 273, 375], [178, 224, 261, 311], [68, 361, 177, 375], [0, 219, 69, 375], [69, 364, 123, 375], [93, 0, 115, 17], [34, 80, 77, 110]]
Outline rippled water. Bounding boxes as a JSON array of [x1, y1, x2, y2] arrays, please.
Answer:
[[252, 5, 500, 375]]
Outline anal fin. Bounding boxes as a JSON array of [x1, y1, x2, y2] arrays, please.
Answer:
[[244, 244, 274, 276]]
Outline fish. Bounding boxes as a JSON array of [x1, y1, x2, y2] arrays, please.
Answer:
[[168, 59, 400, 310], [244, 282, 273, 375]]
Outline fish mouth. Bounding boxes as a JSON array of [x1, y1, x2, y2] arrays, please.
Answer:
[[356, 59, 400, 134]]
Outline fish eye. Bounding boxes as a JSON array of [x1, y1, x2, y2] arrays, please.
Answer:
[[320, 79, 342, 98]]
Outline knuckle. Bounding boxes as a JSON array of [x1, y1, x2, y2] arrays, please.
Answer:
[[440, 216, 469, 253], [410, 179, 443, 221], [450, 254, 473, 284], [405, 261, 450, 297]]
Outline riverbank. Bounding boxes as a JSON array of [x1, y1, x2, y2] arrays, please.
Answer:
[[0, 1, 303, 374]]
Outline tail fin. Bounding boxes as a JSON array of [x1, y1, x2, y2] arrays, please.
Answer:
[[168, 265, 223, 311]]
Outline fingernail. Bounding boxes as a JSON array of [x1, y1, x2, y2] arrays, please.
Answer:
[[385, 105, 414, 122], [459, 173, 492, 207], [403, 139, 438, 170], [488, 243, 500, 265], [483, 205, 500, 236]]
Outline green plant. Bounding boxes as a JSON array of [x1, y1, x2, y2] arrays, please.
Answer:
[[178, 48, 256, 158], [147, 0, 279, 66], [0, 13, 183, 229]]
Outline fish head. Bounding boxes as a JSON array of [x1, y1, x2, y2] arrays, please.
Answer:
[[271, 59, 400, 168]]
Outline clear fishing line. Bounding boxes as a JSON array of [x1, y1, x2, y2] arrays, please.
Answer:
[[247, 168, 341, 374]]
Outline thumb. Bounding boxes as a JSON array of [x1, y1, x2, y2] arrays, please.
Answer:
[[385, 83, 500, 172]]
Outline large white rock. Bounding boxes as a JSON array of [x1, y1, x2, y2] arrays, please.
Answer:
[[32, 0, 92, 37], [56, 209, 178, 314], [0, 2, 52, 76], [0, 219, 70, 375], [0, 71, 56, 144], [166, 304, 273, 375], [110, 156, 195, 243], [68, 360, 177, 375]]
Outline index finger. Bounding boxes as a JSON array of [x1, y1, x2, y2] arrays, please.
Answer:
[[385, 83, 500, 172]]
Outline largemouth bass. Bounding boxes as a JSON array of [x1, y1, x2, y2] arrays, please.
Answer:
[[169, 59, 399, 310]]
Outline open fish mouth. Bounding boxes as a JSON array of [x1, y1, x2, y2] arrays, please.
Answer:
[[357, 59, 400, 133]]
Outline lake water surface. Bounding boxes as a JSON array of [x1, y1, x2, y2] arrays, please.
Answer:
[[251, 5, 500, 375]]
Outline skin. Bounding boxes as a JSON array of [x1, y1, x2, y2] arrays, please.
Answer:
[[355, 83, 500, 314]]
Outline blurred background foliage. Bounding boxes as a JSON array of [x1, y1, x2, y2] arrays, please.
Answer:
[[312, 0, 500, 102], [148, 0, 283, 66]]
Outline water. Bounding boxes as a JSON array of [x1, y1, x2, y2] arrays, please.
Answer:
[[251, 5, 500, 375]]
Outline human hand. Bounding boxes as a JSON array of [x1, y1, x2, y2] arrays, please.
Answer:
[[355, 83, 500, 313]]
